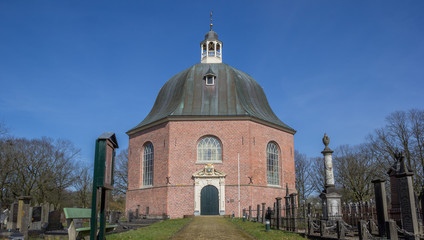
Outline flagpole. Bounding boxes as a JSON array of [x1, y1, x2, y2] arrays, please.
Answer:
[[238, 152, 240, 218]]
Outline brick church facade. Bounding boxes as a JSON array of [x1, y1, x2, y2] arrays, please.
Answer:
[[126, 25, 296, 219]]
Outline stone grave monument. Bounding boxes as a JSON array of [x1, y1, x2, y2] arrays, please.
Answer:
[[394, 152, 420, 240], [17, 196, 31, 239], [7, 202, 18, 230], [319, 133, 342, 220]]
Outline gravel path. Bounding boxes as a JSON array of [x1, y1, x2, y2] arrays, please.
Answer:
[[171, 216, 254, 240]]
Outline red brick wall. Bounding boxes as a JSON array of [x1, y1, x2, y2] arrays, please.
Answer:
[[126, 119, 295, 219]]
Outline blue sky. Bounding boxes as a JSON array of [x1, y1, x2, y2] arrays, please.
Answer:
[[1, 1, 423, 164]]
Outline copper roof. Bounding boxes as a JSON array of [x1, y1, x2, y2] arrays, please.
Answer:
[[128, 63, 295, 134]]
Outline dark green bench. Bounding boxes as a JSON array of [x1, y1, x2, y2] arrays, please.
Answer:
[[63, 208, 117, 240]]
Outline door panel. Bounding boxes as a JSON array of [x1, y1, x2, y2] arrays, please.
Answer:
[[200, 185, 219, 215]]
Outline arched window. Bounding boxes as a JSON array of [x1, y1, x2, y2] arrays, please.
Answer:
[[143, 142, 154, 186], [197, 136, 222, 162], [267, 142, 280, 185]]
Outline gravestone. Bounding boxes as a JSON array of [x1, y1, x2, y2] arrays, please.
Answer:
[[386, 220, 399, 240], [17, 196, 31, 239], [388, 160, 402, 226], [261, 203, 265, 223], [128, 210, 134, 222], [248, 206, 252, 220], [0, 209, 8, 229], [276, 197, 281, 229], [372, 179, 388, 237], [73, 219, 83, 229], [395, 153, 419, 240], [7, 202, 18, 230], [109, 211, 118, 224], [41, 202, 50, 225], [284, 187, 291, 231], [256, 204, 260, 222], [290, 193, 297, 231], [31, 206, 42, 230], [47, 210, 63, 231]]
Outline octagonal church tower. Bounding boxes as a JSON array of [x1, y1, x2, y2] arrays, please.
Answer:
[[126, 24, 296, 219]]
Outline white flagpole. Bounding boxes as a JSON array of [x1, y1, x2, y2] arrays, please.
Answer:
[[238, 152, 240, 218]]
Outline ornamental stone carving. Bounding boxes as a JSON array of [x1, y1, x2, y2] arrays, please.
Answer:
[[193, 164, 226, 216]]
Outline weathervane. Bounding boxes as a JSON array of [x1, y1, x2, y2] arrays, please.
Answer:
[[210, 11, 213, 31]]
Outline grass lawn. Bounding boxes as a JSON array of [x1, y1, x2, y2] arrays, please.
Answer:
[[228, 218, 306, 240], [107, 218, 191, 240]]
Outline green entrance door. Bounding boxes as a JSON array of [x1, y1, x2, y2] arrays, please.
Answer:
[[200, 185, 219, 215]]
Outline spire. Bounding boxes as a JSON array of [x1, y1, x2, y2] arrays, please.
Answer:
[[200, 11, 222, 63], [210, 11, 213, 31]]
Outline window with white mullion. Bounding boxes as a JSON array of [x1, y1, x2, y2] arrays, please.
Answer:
[[197, 136, 222, 162], [143, 142, 154, 186], [267, 142, 280, 185]]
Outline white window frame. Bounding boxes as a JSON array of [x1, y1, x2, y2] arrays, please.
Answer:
[[267, 142, 280, 186], [197, 136, 222, 163]]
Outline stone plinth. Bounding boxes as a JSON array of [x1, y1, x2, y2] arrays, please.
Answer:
[[395, 156, 419, 240], [17, 196, 31, 239], [372, 179, 388, 237], [320, 188, 342, 220]]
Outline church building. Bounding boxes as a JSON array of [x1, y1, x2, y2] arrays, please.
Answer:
[[126, 22, 296, 219]]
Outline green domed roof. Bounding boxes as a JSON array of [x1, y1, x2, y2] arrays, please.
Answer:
[[128, 63, 294, 134]]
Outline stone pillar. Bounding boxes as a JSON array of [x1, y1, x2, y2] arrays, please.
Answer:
[[320, 220, 326, 237], [322, 133, 335, 187], [337, 220, 345, 240], [110, 211, 117, 224], [308, 219, 313, 235], [290, 193, 297, 232], [261, 203, 265, 223], [256, 204, 260, 222], [17, 196, 31, 239], [358, 220, 368, 240], [284, 195, 290, 230], [128, 210, 133, 223], [386, 220, 399, 240], [276, 197, 281, 230], [422, 191, 424, 232], [248, 206, 252, 220], [307, 202, 312, 219], [395, 153, 419, 240], [28, 206, 33, 230], [372, 178, 388, 237], [388, 162, 402, 225], [319, 133, 342, 220], [41, 202, 50, 226]]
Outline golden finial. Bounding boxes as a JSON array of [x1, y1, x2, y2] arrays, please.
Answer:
[[210, 11, 213, 31]]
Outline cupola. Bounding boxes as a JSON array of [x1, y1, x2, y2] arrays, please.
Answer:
[[201, 12, 222, 63]]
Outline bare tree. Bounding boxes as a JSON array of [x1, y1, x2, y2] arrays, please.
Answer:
[[0, 121, 8, 136], [74, 166, 92, 208], [295, 150, 314, 205], [367, 109, 424, 195], [113, 148, 128, 196], [309, 156, 326, 194], [0, 138, 16, 208], [0, 137, 80, 208], [333, 144, 382, 202]]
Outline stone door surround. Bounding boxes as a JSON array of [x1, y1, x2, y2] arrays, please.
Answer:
[[193, 164, 226, 215]]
